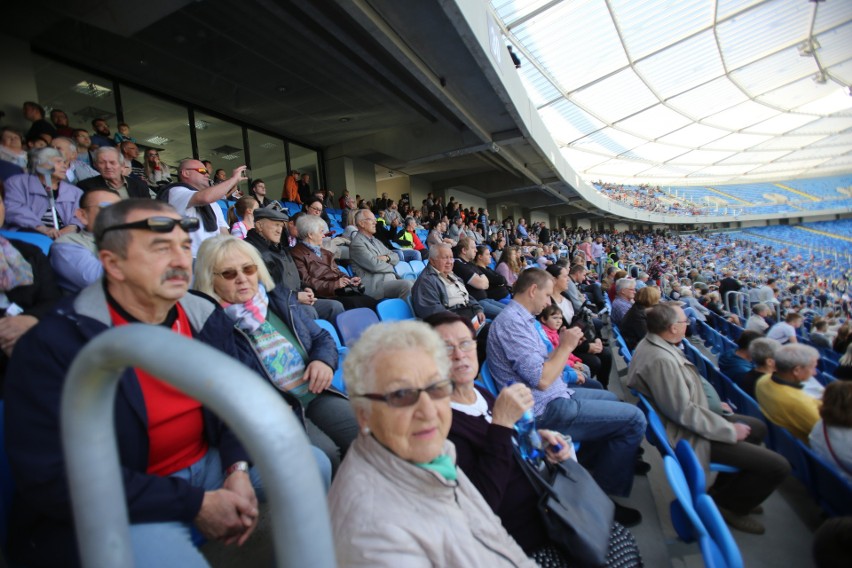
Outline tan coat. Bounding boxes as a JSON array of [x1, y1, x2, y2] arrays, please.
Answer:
[[627, 333, 737, 481], [328, 434, 535, 568]]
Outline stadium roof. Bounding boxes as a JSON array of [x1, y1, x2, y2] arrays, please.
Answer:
[[492, 0, 852, 186]]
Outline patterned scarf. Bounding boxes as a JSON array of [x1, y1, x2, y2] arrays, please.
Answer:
[[223, 283, 269, 333], [0, 236, 34, 307]]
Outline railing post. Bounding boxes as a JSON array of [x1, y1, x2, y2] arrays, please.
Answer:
[[61, 324, 335, 568]]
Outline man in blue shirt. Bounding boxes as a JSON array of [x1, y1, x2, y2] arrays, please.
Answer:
[[486, 268, 646, 523]]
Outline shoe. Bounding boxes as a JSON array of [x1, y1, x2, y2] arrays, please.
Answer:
[[718, 507, 765, 535], [634, 459, 651, 476], [613, 502, 642, 528]]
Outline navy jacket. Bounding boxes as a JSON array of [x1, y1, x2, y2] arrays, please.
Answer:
[[4, 283, 277, 567]]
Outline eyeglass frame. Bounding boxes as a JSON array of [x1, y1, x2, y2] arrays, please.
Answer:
[[444, 340, 477, 354], [183, 167, 209, 175], [97, 216, 201, 240], [214, 264, 259, 280], [355, 378, 453, 408]]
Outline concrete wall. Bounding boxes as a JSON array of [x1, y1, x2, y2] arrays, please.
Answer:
[[326, 156, 378, 201], [0, 34, 39, 133], [529, 211, 549, 225], [445, 188, 486, 212]]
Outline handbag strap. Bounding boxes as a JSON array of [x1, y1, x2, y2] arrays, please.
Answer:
[[513, 449, 561, 499], [822, 421, 852, 476]]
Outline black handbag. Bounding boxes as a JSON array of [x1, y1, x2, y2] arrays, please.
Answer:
[[516, 453, 614, 567]]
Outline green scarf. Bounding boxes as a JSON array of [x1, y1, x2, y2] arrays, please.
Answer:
[[415, 453, 457, 481]]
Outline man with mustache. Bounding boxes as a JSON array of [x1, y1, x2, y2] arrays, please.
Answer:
[[5, 198, 302, 567]]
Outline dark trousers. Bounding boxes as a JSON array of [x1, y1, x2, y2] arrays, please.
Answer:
[[709, 414, 790, 514]]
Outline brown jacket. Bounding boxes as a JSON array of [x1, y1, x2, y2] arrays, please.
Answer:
[[290, 242, 344, 298]]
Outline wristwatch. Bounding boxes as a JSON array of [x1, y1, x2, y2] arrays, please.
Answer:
[[224, 461, 249, 478]]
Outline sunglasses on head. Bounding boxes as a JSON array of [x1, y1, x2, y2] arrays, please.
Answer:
[[357, 378, 453, 408], [98, 216, 200, 240], [214, 264, 258, 280]]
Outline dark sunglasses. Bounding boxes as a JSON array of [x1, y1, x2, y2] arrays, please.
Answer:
[[98, 216, 200, 239], [357, 378, 453, 408], [214, 264, 258, 280], [184, 167, 208, 174]]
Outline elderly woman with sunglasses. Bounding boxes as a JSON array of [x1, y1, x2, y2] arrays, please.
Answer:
[[425, 311, 642, 567], [194, 235, 358, 472], [329, 320, 536, 567]]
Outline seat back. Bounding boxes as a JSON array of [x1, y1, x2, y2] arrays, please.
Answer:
[[377, 298, 414, 322], [637, 393, 676, 460], [0, 230, 53, 256], [766, 422, 809, 485], [675, 439, 707, 500], [478, 361, 499, 397], [409, 260, 426, 275], [801, 443, 852, 516], [695, 494, 744, 568], [335, 308, 380, 346], [393, 261, 414, 279]]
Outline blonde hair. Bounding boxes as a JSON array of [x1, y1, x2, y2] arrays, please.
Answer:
[[193, 235, 274, 302]]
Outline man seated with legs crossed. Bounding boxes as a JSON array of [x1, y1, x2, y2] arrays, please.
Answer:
[[5, 198, 330, 567], [486, 268, 647, 526], [628, 302, 789, 535]]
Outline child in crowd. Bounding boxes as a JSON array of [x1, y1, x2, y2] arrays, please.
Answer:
[[537, 304, 603, 389], [113, 122, 136, 144], [229, 196, 259, 239]]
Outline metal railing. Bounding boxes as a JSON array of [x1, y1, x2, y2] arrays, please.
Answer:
[[724, 291, 750, 316], [60, 324, 335, 568]]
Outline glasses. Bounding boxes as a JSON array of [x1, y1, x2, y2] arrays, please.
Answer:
[[147, 153, 159, 158], [184, 167, 208, 175], [214, 264, 258, 280], [357, 378, 453, 408], [98, 216, 200, 239], [676, 319, 690, 324], [307, 206, 323, 213], [445, 340, 476, 354], [83, 201, 116, 210]]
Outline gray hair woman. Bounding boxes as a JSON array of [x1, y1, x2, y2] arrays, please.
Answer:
[[194, 235, 358, 472], [329, 320, 536, 567], [2, 147, 84, 239], [289, 215, 378, 311]]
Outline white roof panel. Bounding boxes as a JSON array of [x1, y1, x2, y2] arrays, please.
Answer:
[[634, 30, 724, 99], [610, 0, 714, 60], [614, 104, 692, 139], [571, 68, 659, 123]]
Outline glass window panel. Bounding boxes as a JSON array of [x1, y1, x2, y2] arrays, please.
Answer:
[[571, 69, 658, 123], [614, 105, 692, 140], [657, 123, 728, 147], [289, 143, 320, 199], [622, 142, 689, 163], [667, 149, 737, 165], [634, 30, 724, 99], [560, 148, 610, 173], [752, 134, 827, 151], [120, 86, 191, 175], [667, 77, 749, 118], [574, 128, 646, 156], [702, 132, 772, 151], [742, 113, 818, 135], [795, 90, 852, 116], [717, 150, 791, 165], [701, 101, 779, 131], [612, 0, 713, 60], [247, 129, 287, 201], [728, 47, 817, 97], [757, 77, 834, 109], [32, 54, 116, 138], [541, 100, 605, 145], [194, 112, 245, 186]]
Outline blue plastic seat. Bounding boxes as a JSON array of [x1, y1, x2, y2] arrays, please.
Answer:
[[393, 261, 415, 280], [694, 494, 744, 568], [478, 361, 500, 397], [314, 319, 348, 392], [0, 230, 53, 255], [636, 393, 676, 460], [409, 259, 426, 275], [376, 298, 414, 322], [336, 308, 380, 347], [800, 443, 852, 516]]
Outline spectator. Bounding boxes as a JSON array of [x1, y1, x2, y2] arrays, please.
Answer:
[[213, 169, 227, 184], [328, 321, 536, 567], [452, 237, 504, 319], [119, 141, 146, 182], [610, 277, 636, 326], [4, 198, 317, 567], [162, 159, 243, 257], [49, 188, 121, 293], [398, 216, 426, 259], [809, 381, 852, 483], [487, 268, 646, 525], [244, 207, 343, 322], [756, 343, 821, 442], [758, 278, 780, 305], [22, 101, 57, 144], [281, 170, 301, 203], [3, 147, 84, 239], [112, 122, 136, 144], [411, 243, 484, 322], [835, 344, 852, 381], [290, 215, 378, 312], [634, 271, 650, 290], [348, 209, 412, 301], [77, 147, 151, 200], [737, 338, 780, 398], [680, 287, 709, 323], [767, 312, 804, 345], [536, 304, 602, 389], [495, 244, 523, 289], [228, 196, 258, 239], [834, 323, 852, 355], [447, 216, 464, 242], [428, 311, 642, 565], [143, 149, 172, 191], [89, 117, 115, 149], [718, 330, 762, 384], [719, 269, 743, 303], [628, 302, 790, 535], [473, 245, 511, 304], [427, 220, 453, 247], [746, 303, 773, 333], [50, 137, 98, 184], [620, 285, 661, 351], [248, 178, 273, 208], [297, 172, 312, 203], [809, 318, 832, 349], [72, 129, 94, 166], [0, 126, 27, 170]]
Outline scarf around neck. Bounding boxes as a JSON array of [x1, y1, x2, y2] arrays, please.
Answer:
[[223, 283, 269, 333]]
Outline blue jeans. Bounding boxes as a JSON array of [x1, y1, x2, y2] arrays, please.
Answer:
[[479, 298, 506, 320], [129, 445, 331, 567], [537, 389, 646, 497]]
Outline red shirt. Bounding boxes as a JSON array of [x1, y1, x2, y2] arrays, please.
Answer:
[[109, 303, 208, 476]]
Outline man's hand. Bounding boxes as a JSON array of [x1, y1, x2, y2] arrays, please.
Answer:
[[476, 312, 486, 324], [349, 276, 361, 286], [0, 315, 38, 356], [195, 488, 258, 546], [491, 383, 533, 428], [733, 422, 751, 441], [587, 338, 603, 354], [302, 360, 334, 393], [720, 402, 733, 414], [221, 471, 259, 545], [558, 326, 584, 352], [337, 277, 351, 289], [297, 289, 316, 306], [230, 165, 248, 180], [539, 430, 575, 463]]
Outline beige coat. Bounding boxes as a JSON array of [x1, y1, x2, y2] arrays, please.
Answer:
[[328, 434, 536, 568], [627, 333, 737, 482]]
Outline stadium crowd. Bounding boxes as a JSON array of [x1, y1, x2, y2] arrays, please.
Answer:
[[0, 102, 850, 566]]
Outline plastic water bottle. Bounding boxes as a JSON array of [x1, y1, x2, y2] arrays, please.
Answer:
[[515, 409, 544, 463]]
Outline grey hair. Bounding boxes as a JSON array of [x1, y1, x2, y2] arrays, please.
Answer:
[[93, 146, 120, 163], [28, 147, 62, 172], [296, 214, 328, 241], [52, 136, 78, 155], [429, 243, 451, 259], [93, 198, 178, 257], [748, 338, 780, 367], [773, 344, 819, 374], [646, 302, 682, 334], [193, 236, 274, 302], [638, 271, 649, 280], [615, 277, 635, 294], [752, 303, 770, 316], [353, 208, 372, 224], [343, 321, 451, 416]]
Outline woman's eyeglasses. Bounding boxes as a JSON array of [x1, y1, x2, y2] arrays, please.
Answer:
[[445, 340, 476, 354], [97, 216, 200, 239], [357, 378, 453, 408], [214, 264, 258, 280]]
